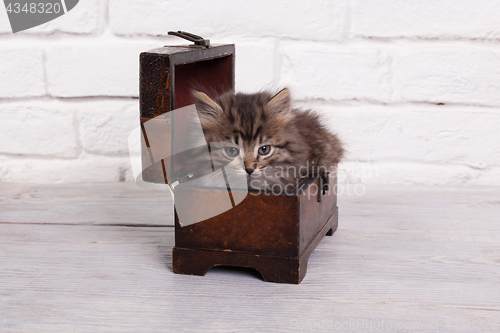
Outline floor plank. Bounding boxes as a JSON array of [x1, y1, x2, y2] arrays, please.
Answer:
[[0, 182, 172, 226], [1, 183, 499, 332], [339, 185, 500, 231]]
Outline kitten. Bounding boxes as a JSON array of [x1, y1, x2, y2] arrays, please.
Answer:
[[185, 88, 343, 192]]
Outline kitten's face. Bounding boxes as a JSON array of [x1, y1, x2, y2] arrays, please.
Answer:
[[193, 89, 306, 181]]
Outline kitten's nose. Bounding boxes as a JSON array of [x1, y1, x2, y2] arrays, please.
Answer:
[[245, 167, 255, 175]]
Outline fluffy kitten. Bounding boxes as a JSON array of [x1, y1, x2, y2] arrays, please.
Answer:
[[187, 88, 343, 192]]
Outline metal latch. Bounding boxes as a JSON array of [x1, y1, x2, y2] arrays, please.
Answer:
[[167, 31, 211, 48], [318, 173, 330, 202], [168, 173, 194, 191]]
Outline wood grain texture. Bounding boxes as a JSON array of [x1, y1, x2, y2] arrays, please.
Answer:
[[0, 182, 172, 226], [1, 183, 499, 332]]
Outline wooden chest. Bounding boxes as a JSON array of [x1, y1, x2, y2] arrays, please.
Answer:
[[139, 33, 338, 284], [173, 175, 338, 284]]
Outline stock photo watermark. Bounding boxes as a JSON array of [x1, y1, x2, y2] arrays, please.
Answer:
[[245, 162, 378, 198], [3, 0, 79, 33], [128, 104, 379, 226]]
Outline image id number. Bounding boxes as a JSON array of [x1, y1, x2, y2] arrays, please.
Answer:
[[6, 2, 62, 14]]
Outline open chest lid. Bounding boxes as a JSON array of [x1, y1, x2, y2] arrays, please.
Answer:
[[138, 32, 235, 186], [140, 31, 235, 119]]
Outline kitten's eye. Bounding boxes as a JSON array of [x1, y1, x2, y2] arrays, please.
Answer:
[[258, 145, 271, 155], [224, 147, 240, 157]]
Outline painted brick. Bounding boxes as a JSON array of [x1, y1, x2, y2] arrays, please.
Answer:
[[0, 4, 11, 33], [77, 100, 139, 155], [307, 103, 500, 167], [109, 0, 347, 41], [234, 40, 277, 93], [393, 47, 500, 106], [18, 0, 100, 34], [46, 43, 157, 97], [0, 0, 500, 186], [0, 48, 45, 98], [0, 101, 77, 157], [279, 43, 391, 102], [351, 0, 500, 39]]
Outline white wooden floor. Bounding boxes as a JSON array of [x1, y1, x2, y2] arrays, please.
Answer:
[[1, 183, 499, 332]]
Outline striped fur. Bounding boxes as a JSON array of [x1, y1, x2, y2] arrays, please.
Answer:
[[192, 89, 344, 191]]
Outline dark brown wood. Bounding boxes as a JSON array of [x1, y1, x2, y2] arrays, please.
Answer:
[[140, 45, 235, 119], [173, 175, 339, 284], [139, 44, 235, 184], [173, 208, 337, 284]]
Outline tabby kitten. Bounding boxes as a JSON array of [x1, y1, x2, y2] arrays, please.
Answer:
[[189, 88, 343, 192]]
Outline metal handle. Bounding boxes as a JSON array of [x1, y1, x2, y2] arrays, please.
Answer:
[[168, 31, 210, 48]]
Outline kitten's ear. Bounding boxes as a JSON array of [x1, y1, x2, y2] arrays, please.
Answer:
[[268, 88, 291, 114], [192, 90, 223, 119]]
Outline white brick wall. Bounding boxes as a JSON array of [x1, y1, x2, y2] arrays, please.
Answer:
[[0, 101, 77, 157], [280, 42, 391, 102], [233, 40, 277, 93], [46, 43, 157, 97], [0, 0, 499, 185], [393, 46, 500, 106], [77, 100, 139, 155], [109, 0, 347, 41], [0, 48, 46, 98], [0, 4, 11, 33], [351, 0, 500, 39], [20, 0, 101, 34]]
